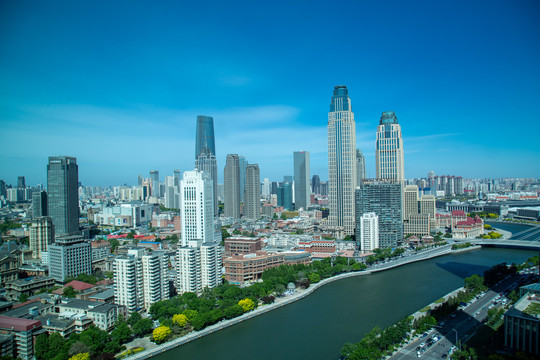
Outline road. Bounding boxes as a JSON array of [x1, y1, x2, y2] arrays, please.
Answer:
[[389, 272, 530, 360]]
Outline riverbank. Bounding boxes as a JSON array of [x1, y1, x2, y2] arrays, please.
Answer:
[[128, 245, 462, 359]]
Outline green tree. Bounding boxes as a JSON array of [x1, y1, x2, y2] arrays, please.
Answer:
[[127, 312, 142, 326], [132, 318, 153, 337], [63, 286, 77, 298], [110, 321, 132, 344], [464, 274, 486, 293], [19, 293, 29, 303], [308, 273, 321, 283], [221, 228, 231, 240]]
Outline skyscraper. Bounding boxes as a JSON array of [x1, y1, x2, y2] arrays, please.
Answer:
[[355, 180, 403, 248], [311, 175, 320, 195], [356, 149, 366, 186], [195, 115, 218, 216], [47, 156, 79, 236], [17, 176, 26, 188], [375, 111, 404, 181], [224, 154, 241, 218], [32, 191, 48, 218], [29, 217, 54, 261], [293, 151, 310, 210], [177, 170, 221, 294], [327, 85, 357, 235], [150, 170, 160, 197], [359, 212, 379, 252], [244, 164, 260, 220], [48, 235, 91, 281]]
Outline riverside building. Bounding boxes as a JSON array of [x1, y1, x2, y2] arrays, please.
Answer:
[[375, 111, 404, 181], [47, 156, 79, 235], [327, 85, 357, 236]]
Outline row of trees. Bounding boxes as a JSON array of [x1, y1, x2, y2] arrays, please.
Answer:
[[365, 248, 405, 265]]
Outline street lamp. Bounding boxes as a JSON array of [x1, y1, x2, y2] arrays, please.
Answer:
[[451, 328, 459, 349]]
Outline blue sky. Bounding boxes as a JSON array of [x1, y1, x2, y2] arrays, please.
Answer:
[[1, 0, 539, 187]]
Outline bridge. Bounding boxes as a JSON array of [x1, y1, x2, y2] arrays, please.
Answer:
[[467, 223, 540, 250]]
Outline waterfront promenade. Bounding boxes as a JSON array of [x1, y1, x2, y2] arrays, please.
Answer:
[[128, 243, 461, 360]]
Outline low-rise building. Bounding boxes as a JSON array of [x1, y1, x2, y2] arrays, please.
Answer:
[[0, 315, 42, 360], [223, 251, 284, 284], [5, 277, 56, 301], [298, 239, 335, 254], [504, 292, 540, 356], [452, 215, 484, 239], [224, 237, 262, 257]]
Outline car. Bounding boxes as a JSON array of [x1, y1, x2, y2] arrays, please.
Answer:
[[420, 343, 426, 347], [433, 336, 439, 341]]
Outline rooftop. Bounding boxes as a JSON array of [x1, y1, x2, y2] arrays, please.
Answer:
[[0, 315, 41, 331]]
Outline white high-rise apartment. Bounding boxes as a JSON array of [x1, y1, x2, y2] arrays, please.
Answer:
[[224, 154, 241, 218], [244, 164, 260, 220], [262, 178, 270, 197], [327, 85, 357, 236], [375, 111, 404, 181], [114, 248, 169, 313], [360, 212, 379, 252], [177, 170, 222, 294], [29, 217, 54, 261], [403, 185, 419, 220]]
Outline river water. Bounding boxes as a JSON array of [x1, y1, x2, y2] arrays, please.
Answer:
[[151, 246, 537, 360]]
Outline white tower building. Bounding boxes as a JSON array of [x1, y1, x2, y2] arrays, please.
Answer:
[[327, 85, 357, 236], [177, 170, 222, 294], [360, 212, 379, 252]]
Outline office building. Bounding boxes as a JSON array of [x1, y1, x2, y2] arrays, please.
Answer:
[[177, 170, 222, 294], [277, 182, 293, 210], [195, 115, 218, 216], [262, 178, 270, 197], [150, 170, 160, 197], [359, 212, 379, 252], [293, 151, 310, 210], [327, 85, 357, 235], [356, 149, 366, 186], [403, 185, 436, 237], [114, 248, 169, 312], [224, 154, 241, 218], [244, 164, 260, 219], [17, 176, 25, 188], [355, 180, 403, 248], [47, 156, 79, 236], [48, 235, 91, 282], [29, 217, 54, 261], [375, 111, 404, 181], [32, 191, 47, 218]]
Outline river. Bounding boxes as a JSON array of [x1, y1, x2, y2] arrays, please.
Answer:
[[151, 246, 537, 360]]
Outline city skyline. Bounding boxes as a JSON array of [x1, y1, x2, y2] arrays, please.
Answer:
[[1, 1, 540, 186]]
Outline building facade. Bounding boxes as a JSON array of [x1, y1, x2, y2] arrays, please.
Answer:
[[356, 149, 366, 186], [375, 112, 404, 181], [224, 154, 241, 218], [359, 212, 379, 252], [244, 164, 260, 220], [293, 151, 310, 210], [47, 156, 79, 235], [327, 85, 357, 235], [48, 235, 92, 282], [29, 217, 54, 261]]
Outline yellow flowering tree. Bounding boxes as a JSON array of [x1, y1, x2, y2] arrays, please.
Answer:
[[172, 313, 188, 327], [152, 326, 171, 344], [68, 353, 89, 360], [238, 298, 255, 312]]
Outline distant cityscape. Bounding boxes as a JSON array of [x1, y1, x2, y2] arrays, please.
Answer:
[[0, 86, 539, 360]]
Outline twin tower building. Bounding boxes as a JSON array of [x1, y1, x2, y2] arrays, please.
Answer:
[[327, 85, 404, 247]]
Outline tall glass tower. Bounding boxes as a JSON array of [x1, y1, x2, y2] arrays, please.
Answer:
[[356, 149, 366, 186], [293, 151, 310, 210], [47, 156, 79, 235], [224, 154, 240, 218], [195, 115, 218, 216], [375, 111, 404, 181], [327, 85, 357, 236]]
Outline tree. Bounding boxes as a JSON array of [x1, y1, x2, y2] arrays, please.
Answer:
[[19, 293, 29, 303], [280, 213, 287, 220], [172, 313, 188, 327], [68, 342, 91, 357], [152, 326, 171, 344], [238, 298, 255, 312], [232, 229, 241, 235], [127, 312, 142, 326], [221, 228, 231, 240], [126, 232, 134, 239], [132, 318, 153, 337], [111, 321, 132, 344], [63, 286, 77, 298], [223, 304, 244, 319], [68, 353, 89, 360], [308, 273, 321, 283], [464, 274, 486, 293]]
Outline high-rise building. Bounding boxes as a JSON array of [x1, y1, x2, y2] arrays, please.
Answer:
[[239, 156, 247, 203], [114, 248, 169, 312], [359, 212, 379, 252], [355, 180, 403, 248], [173, 169, 181, 187], [244, 164, 260, 220], [356, 149, 366, 186], [150, 170, 160, 197], [277, 183, 293, 210], [29, 217, 54, 261], [327, 85, 357, 235], [17, 176, 25, 188], [195, 115, 218, 216], [262, 178, 270, 197], [293, 151, 310, 210], [47, 156, 79, 236], [403, 185, 419, 220], [177, 170, 221, 294], [224, 154, 241, 218], [32, 191, 48, 218], [0, 180, 6, 198], [375, 111, 404, 181], [48, 235, 91, 282], [311, 175, 320, 195]]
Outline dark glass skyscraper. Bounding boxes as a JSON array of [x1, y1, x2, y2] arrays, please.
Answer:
[[47, 156, 79, 236], [311, 175, 320, 195], [293, 151, 310, 210], [195, 115, 218, 216]]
